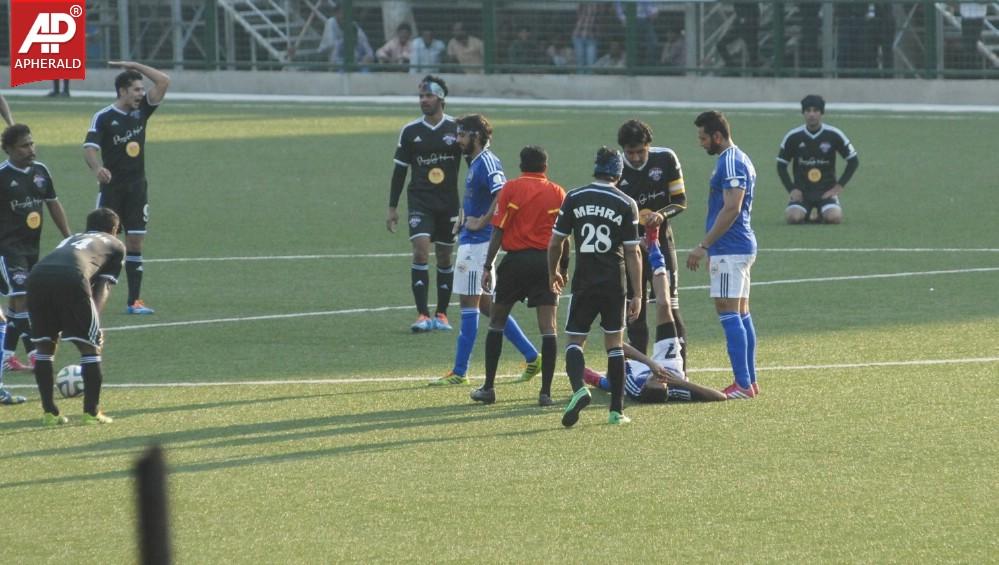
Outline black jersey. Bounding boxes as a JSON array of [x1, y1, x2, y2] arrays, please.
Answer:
[[619, 147, 686, 239], [0, 160, 57, 256], [84, 95, 159, 185], [553, 182, 640, 294], [777, 124, 857, 193], [32, 232, 125, 284], [393, 115, 461, 209]]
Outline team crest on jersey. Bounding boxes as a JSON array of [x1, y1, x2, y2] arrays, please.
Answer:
[[409, 215, 421, 228], [25, 211, 41, 229], [819, 142, 832, 153], [648, 167, 663, 181], [442, 133, 457, 146], [33, 174, 46, 188], [126, 141, 141, 158]]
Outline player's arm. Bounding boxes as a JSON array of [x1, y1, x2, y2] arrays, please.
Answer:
[[825, 150, 860, 199], [0, 95, 13, 127], [625, 242, 642, 321], [84, 146, 111, 184], [92, 277, 114, 313], [658, 188, 686, 221], [547, 232, 568, 295], [110, 61, 171, 104], [480, 226, 504, 293], [777, 137, 801, 201], [465, 195, 499, 232], [386, 163, 408, 232], [687, 187, 744, 271], [46, 200, 72, 238]]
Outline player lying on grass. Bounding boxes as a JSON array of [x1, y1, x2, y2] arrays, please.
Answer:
[[584, 225, 725, 403]]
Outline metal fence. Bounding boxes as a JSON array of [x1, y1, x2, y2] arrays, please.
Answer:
[[4, 1, 997, 78]]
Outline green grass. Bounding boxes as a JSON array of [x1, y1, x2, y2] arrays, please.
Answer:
[[0, 97, 997, 563]]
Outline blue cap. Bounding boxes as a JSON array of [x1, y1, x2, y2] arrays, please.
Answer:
[[594, 148, 624, 178]]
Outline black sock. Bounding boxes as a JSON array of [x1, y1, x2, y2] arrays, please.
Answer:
[[411, 264, 430, 316], [126, 254, 144, 305], [33, 355, 58, 414], [540, 334, 557, 396], [435, 267, 453, 317], [2, 320, 18, 352], [655, 322, 678, 341], [483, 328, 503, 389], [565, 344, 585, 392], [81, 356, 103, 416], [672, 308, 687, 371], [607, 347, 626, 413], [13, 315, 32, 354]]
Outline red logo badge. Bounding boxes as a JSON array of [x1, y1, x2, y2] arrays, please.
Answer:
[[9, 0, 86, 87]]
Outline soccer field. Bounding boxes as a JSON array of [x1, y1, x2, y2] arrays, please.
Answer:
[[0, 97, 997, 563]]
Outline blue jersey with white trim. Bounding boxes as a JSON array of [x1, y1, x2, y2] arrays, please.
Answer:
[[459, 148, 506, 245], [706, 145, 757, 255]]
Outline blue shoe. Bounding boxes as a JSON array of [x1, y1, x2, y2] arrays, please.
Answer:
[[0, 388, 26, 405], [410, 315, 433, 332], [432, 313, 452, 331], [126, 300, 155, 315]]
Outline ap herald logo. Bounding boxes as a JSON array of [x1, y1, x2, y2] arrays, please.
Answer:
[[9, 1, 87, 87]]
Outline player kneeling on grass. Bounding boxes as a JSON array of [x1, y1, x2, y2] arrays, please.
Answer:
[[584, 227, 725, 403], [28, 208, 125, 426]]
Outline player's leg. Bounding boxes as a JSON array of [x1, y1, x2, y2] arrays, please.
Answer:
[[600, 294, 630, 424], [123, 180, 154, 314], [710, 254, 754, 399], [30, 341, 58, 417], [472, 300, 514, 404], [10, 294, 34, 363], [430, 243, 480, 385], [738, 256, 758, 394], [73, 340, 111, 424], [0, 258, 27, 370], [25, 280, 60, 416], [0, 309, 26, 406], [820, 197, 843, 224], [625, 245, 650, 354], [493, 290, 540, 383], [785, 201, 808, 224], [512, 251, 552, 391], [661, 228, 689, 371], [408, 209, 433, 331], [431, 209, 457, 329], [561, 294, 595, 428]]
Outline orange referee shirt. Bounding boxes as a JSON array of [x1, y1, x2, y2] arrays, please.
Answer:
[[491, 172, 566, 251]]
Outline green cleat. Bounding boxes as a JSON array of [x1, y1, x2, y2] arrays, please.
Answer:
[[607, 411, 632, 425], [561, 388, 591, 428], [41, 412, 69, 426], [428, 371, 468, 386], [81, 412, 113, 425], [512, 356, 542, 383]]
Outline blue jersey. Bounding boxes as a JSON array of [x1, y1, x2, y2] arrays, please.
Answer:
[[459, 148, 506, 245], [706, 145, 757, 255]]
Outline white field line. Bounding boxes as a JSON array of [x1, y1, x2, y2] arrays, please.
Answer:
[[102, 266, 999, 333], [142, 247, 999, 264], [5, 357, 997, 390]]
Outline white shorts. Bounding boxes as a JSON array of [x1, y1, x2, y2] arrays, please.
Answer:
[[709, 254, 756, 299], [453, 242, 494, 296]]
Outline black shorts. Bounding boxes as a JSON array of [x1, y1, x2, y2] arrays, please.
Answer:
[[565, 288, 626, 335], [494, 250, 557, 307], [0, 253, 38, 297], [26, 272, 103, 348], [99, 178, 149, 235], [407, 206, 458, 245], [787, 193, 841, 217]]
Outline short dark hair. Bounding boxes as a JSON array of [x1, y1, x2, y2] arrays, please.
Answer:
[[420, 74, 448, 97], [801, 94, 825, 113], [456, 114, 493, 145], [397, 22, 412, 34], [617, 119, 653, 147], [519, 145, 548, 173], [86, 208, 121, 234], [114, 70, 143, 96], [694, 110, 731, 140], [1, 124, 31, 151]]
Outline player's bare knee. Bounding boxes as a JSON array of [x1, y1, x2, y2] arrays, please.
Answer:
[[823, 210, 843, 224], [785, 210, 805, 224]]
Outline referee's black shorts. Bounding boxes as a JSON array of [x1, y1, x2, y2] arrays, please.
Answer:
[[494, 249, 557, 307]]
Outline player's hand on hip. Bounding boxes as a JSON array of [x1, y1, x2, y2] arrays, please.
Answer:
[[789, 188, 803, 202], [822, 184, 843, 199], [96, 167, 112, 184], [386, 207, 399, 233]]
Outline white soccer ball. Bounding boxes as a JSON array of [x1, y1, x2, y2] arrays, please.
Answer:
[[55, 365, 85, 398]]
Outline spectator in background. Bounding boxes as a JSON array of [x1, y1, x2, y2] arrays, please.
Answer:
[[717, 3, 761, 69], [594, 41, 626, 68], [317, 1, 374, 69], [376, 22, 413, 66], [797, 2, 821, 75], [410, 28, 446, 74], [48, 80, 70, 97], [615, 1, 659, 66], [866, 3, 895, 76], [661, 28, 685, 68], [546, 35, 574, 68], [446, 22, 484, 73], [507, 25, 543, 68], [959, 3, 987, 70], [573, 2, 604, 73]]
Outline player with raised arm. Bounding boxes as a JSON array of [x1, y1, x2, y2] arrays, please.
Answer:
[[386, 76, 462, 332], [28, 208, 126, 425], [83, 61, 170, 314], [548, 147, 643, 426], [428, 115, 541, 387], [777, 94, 859, 224]]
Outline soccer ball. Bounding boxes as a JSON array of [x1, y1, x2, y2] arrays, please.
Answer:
[[55, 365, 85, 398]]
